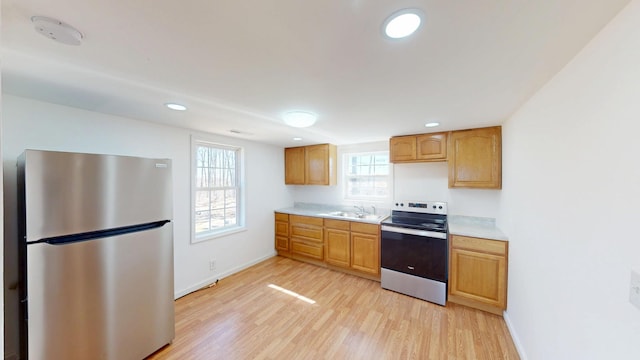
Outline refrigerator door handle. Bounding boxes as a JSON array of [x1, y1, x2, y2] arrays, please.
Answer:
[[41, 220, 171, 245]]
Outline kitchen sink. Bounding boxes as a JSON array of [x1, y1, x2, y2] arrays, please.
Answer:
[[325, 211, 384, 221]]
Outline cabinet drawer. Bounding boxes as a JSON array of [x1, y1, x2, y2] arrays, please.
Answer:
[[275, 221, 289, 236], [451, 235, 507, 256], [290, 224, 323, 243], [290, 215, 323, 226], [291, 241, 323, 260], [350, 222, 379, 235], [324, 218, 350, 230], [275, 212, 289, 222]]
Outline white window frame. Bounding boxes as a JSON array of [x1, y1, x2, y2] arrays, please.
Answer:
[[191, 136, 245, 243], [343, 150, 390, 203]]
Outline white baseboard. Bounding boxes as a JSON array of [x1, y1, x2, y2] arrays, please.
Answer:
[[174, 252, 277, 299], [503, 310, 528, 360], [5, 351, 18, 360]]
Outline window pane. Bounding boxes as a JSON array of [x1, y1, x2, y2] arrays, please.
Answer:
[[194, 141, 243, 240], [195, 190, 210, 212], [344, 152, 389, 200], [211, 208, 224, 228], [195, 210, 211, 233]]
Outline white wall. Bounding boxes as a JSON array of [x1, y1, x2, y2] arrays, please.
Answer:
[[1, 94, 292, 357], [393, 162, 501, 218], [499, 1, 640, 358], [290, 141, 501, 218]]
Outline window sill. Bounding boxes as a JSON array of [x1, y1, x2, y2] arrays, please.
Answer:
[[192, 226, 247, 244]]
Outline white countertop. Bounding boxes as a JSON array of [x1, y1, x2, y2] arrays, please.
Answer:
[[448, 215, 508, 241], [275, 203, 389, 224]]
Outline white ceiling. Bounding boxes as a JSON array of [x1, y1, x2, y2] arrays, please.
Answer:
[[1, 0, 631, 147]]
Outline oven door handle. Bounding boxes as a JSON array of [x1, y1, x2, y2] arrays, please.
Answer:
[[381, 225, 447, 240]]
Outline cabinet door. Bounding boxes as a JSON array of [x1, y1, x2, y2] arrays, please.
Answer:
[[274, 213, 289, 253], [275, 221, 289, 252], [275, 236, 289, 252], [325, 228, 351, 268], [305, 144, 336, 185], [416, 133, 447, 161], [285, 147, 306, 185], [389, 136, 416, 162], [449, 247, 507, 309], [351, 232, 379, 275], [448, 126, 501, 189]]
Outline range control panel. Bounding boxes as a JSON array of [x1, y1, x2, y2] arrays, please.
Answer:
[[392, 201, 448, 215]]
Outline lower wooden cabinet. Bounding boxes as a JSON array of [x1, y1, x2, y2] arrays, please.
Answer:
[[350, 222, 380, 275], [274, 212, 290, 253], [276, 213, 380, 279], [324, 219, 351, 268], [289, 215, 324, 260], [448, 235, 508, 315]]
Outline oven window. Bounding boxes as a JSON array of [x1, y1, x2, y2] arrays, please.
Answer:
[[381, 230, 447, 282]]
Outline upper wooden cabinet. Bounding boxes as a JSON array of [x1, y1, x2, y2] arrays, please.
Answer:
[[284, 147, 305, 185], [448, 126, 502, 189], [284, 144, 337, 185], [390, 132, 448, 163]]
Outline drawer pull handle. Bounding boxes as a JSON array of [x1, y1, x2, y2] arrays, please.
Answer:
[[407, 266, 415, 270]]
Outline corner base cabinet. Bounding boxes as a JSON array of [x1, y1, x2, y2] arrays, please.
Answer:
[[448, 235, 508, 315]]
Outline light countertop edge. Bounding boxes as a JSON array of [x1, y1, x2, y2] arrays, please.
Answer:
[[275, 207, 388, 224], [448, 215, 508, 241]]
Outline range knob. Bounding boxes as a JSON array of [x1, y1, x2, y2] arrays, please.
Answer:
[[432, 205, 436, 209], [438, 206, 443, 209]]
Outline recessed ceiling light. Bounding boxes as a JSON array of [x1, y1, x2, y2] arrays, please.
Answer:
[[293, 137, 303, 141], [383, 9, 423, 39], [165, 103, 187, 111], [283, 111, 318, 128], [425, 122, 440, 128]]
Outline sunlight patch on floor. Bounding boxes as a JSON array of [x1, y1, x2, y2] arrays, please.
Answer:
[[268, 284, 316, 304]]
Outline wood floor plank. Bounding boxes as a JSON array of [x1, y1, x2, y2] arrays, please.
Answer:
[[148, 256, 519, 360]]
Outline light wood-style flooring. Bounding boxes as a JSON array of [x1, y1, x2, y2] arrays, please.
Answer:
[[148, 256, 519, 359]]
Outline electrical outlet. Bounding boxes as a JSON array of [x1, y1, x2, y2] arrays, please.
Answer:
[[209, 260, 216, 271], [630, 269, 640, 310]]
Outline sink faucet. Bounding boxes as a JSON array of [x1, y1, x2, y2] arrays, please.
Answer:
[[353, 205, 366, 214], [371, 205, 376, 215]]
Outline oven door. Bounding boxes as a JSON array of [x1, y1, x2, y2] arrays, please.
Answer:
[[381, 225, 447, 282]]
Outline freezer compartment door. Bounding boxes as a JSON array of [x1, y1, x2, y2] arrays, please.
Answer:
[[26, 224, 174, 360], [20, 150, 172, 242]]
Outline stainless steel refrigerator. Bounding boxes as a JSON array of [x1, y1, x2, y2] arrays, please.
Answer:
[[18, 150, 175, 360]]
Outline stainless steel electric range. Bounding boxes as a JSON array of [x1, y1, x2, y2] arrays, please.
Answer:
[[380, 200, 448, 306]]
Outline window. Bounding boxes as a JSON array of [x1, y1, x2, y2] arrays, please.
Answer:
[[344, 151, 390, 201], [192, 138, 244, 242]]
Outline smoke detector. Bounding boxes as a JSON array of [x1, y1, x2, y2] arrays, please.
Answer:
[[31, 16, 83, 45]]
